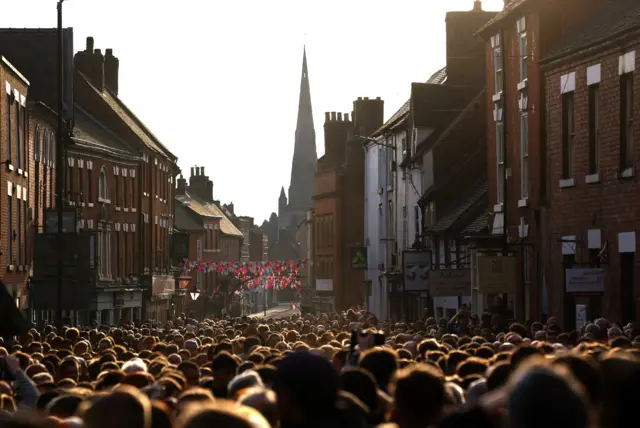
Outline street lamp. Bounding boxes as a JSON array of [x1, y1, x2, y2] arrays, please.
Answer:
[[189, 287, 200, 301], [55, 0, 69, 330], [356, 135, 395, 149]]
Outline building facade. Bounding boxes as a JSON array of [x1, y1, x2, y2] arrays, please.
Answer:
[[0, 31, 181, 325], [175, 167, 243, 317], [315, 97, 384, 311], [542, 0, 640, 328], [476, 0, 604, 321], [0, 56, 31, 311], [364, 1, 495, 321]]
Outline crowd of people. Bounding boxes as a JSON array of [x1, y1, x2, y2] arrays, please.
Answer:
[[0, 308, 639, 428]]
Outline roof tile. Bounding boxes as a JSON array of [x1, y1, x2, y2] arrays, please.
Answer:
[[373, 67, 447, 135], [428, 181, 487, 233], [544, 0, 640, 62], [176, 193, 243, 238], [475, 0, 530, 35]]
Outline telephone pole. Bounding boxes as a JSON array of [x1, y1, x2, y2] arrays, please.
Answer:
[[55, 0, 67, 331]]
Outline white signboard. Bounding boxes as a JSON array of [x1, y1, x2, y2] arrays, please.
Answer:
[[403, 251, 430, 291], [565, 268, 605, 293], [576, 304, 587, 329], [316, 279, 333, 291]]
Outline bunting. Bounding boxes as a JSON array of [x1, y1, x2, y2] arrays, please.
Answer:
[[182, 259, 308, 292]]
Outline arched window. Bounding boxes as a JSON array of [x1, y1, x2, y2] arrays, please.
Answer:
[[42, 131, 48, 164], [34, 125, 41, 162], [99, 167, 108, 200], [49, 133, 55, 167]]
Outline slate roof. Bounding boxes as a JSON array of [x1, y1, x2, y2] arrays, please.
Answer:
[[476, 0, 531, 36], [427, 181, 488, 233], [462, 212, 489, 234], [174, 203, 205, 231], [543, 0, 640, 63], [176, 192, 243, 238], [71, 106, 139, 160], [373, 67, 447, 136], [413, 89, 484, 159], [78, 72, 176, 162]]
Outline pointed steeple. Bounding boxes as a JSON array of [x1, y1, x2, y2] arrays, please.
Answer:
[[287, 46, 317, 224], [279, 186, 287, 201]]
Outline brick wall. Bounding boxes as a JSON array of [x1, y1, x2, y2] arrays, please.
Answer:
[[545, 41, 640, 325], [0, 62, 30, 305], [68, 153, 139, 280], [27, 105, 57, 236]]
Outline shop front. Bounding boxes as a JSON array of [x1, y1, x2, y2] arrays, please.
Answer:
[[474, 255, 517, 319], [428, 268, 471, 319], [564, 268, 604, 330]]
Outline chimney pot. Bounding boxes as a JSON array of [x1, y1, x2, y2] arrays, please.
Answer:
[[473, 0, 482, 11], [364, 97, 369, 100], [331, 112, 337, 121], [337, 112, 342, 121], [94, 49, 102, 56], [357, 97, 362, 101], [376, 96, 381, 100], [201, 166, 205, 175], [86, 37, 94, 52], [324, 112, 330, 122]]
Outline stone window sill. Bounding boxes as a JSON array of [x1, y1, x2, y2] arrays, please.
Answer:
[[585, 173, 601, 184], [493, 203, 504, 213], [559, 178, 575, 188], [617, 166, 635, 179], [518, 198, 528, 208]]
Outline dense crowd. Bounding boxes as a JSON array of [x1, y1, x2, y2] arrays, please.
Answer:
[[0, 307, 639, 428]]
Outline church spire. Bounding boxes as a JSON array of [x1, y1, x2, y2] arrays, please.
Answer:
[[286, 46, 317, 224]]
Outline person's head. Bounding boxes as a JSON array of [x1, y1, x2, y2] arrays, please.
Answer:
[[78, 385, 152, 428], [486, 361, 510, 391], [175, 401, 270, 428], [338, 367, 378, 416], [358, 347, 398, 391], [553, 354, 604, 410], [122, 358, 148, 375], [211, 352, 239, 389], [508, 359, 589, 428], [178, 361, 200, 387], [57, 357, 80, 382], [273, 352, 339, 426], [391, 364, 445, 428], [238, 388, 278, 428], [228, 370, 264, 399]]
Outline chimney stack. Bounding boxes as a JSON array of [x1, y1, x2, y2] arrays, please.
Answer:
[[74, 37, 106, 92], [104, 48, 119, 96], [190, 167, 195, 177], [473, 1, 482, 11], [176, 174, 187, 195]]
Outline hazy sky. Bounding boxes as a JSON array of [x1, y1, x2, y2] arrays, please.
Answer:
[[3, 0, 503, 223]]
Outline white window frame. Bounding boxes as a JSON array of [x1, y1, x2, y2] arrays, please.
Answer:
[[496, 122, 505, 204], [518, 18, 528, 82], [98, 167, 109, 201], [491, 34, 503, 95], [520, 112, 529, 199]]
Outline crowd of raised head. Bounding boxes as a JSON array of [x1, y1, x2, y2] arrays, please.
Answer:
[[0, 308, 639, 428]]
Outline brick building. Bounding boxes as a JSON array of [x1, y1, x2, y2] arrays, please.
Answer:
[[249, 227, 268, 262], [541, 0, 640, 327], [0, 31, 180, 325], [475, 0, 605, 321], [0, 56, 31, 310], [314, 98, 384, 311], [175, 167, 242, 317]]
